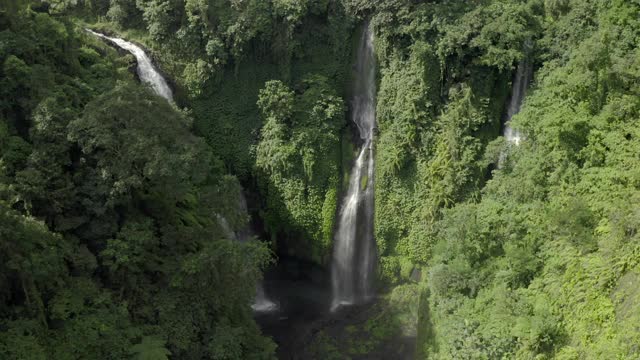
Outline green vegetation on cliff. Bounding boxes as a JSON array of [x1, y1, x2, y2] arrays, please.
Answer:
[[363, 0, 640, 358], [2, 0, 640, 359], [96, 0, 356, 263], [256, 78, 344, 263], [0, 3, 273, 359]]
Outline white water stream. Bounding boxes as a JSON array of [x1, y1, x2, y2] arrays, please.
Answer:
[[86, 29, 173, 101], [503, 58, 533, 145], [331, 23, 378, 310], [88, 29, 277, 312]]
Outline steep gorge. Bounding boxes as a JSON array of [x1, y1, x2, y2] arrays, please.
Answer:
[[2, 1, 640, 359]]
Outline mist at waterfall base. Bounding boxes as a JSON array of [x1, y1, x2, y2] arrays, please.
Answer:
[[331, 22, 378, 311], [86, 29, 173, 101]]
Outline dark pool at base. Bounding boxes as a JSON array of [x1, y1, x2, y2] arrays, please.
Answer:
[[254, 256, 416, 360]]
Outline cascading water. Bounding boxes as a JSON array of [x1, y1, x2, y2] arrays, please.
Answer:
[[252, 284, 278, 313], [331, 23, 377, 310], [87, 29, 275, 313], [503, 57, 533, 145], [86, 29, 173, 101], [236, 193, 278, 313]]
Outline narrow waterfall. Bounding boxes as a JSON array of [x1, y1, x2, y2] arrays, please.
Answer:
[[86, 29, 173, 101], [236, 193, 278, 313], [215, 194, 277, 313], [87, 29, 275, 313], [331, 23, 377, 310], [252, 284, 278, 313], [503, 57, 533, 145]]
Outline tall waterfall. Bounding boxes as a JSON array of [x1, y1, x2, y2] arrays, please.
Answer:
[[331, 23, 377, 310], [503, 58, 533, 145], [86, 30, 173, 101]]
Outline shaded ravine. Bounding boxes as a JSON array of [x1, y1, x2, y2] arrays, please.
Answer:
[[216, 191, 278, 313], [86, 29, 173, 101], [87, 29, 276, 312], [235, 192, 278, 313], [331, 21, 378, 310]]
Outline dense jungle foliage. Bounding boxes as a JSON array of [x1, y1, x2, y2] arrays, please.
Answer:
[[360, 0, 640, 358], [0, 1, 275, 358], [1, 0, 640, 359]]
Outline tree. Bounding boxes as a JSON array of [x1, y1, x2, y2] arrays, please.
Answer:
[[136, 0, 181, 41], [68, 82, 212, 207], [255, 80, 296, 176], [107, 0, 140, 28], [130, 336, 171, 360]]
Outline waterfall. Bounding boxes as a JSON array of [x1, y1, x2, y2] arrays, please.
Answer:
[[503, 57, 533, 145], [252, 283, 278, 313], [86, 29, 173, 101], [331, 23, 377, 310], [215, 191, 277, 312], [235, 192, 278, 313], [87, 29, 275, 313]]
